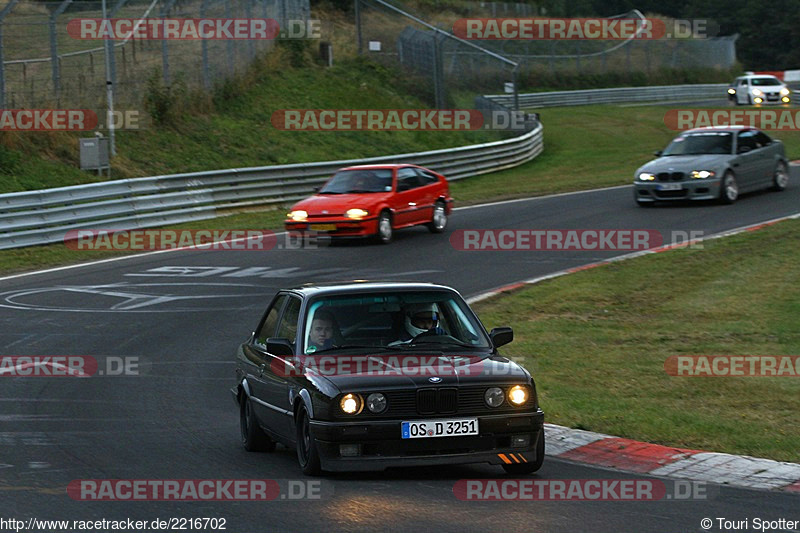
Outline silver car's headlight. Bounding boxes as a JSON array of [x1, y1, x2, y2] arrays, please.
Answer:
[[638, 173, 656, 181], [690, 170, 715, 179], [752, 88, 764, 97], [780, 87, 791, 96]]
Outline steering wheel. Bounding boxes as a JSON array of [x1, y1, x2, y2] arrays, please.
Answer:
[[411, 332, 460, 344]]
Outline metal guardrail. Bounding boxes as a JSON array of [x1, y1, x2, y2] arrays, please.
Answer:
[[485, 84, 728, 109], [0, 123, 543, 249]]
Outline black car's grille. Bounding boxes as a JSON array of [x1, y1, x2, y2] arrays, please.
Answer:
[[657, 172, 685, 182], [352, 387, 530, 419]]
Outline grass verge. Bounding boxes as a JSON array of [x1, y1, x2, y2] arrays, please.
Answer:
[[473, 218, 800, 462]]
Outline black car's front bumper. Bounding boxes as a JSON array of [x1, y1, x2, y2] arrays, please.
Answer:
[[309, 410, 544, 472]]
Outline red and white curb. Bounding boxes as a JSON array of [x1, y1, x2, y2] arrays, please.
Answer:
[[545, 423, 800, 492], [467, 213, 800, 492]]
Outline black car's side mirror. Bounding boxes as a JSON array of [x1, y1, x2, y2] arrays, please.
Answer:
[[266, 338, 295, 356], [653, 150, 663, 157], [489, 327, 513, 348], [738, 145, 752, 154]]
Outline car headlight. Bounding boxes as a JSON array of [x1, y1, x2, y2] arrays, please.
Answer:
[[345, 208, 369, 220], [752, 89, 764, 97], [638, 172, 655, 181], [690, 170, 715, 179], [781, 88, 790, 96], [508, 385, 529, 406], [339, 393, 363, 415], [727, 88, 736, 95], [366, 393, 387, 413], [287, 210, 308, 222], [484, 387, 505, 408]]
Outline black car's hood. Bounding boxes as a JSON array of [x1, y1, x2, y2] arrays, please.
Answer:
[[298, 353, 530, 392]]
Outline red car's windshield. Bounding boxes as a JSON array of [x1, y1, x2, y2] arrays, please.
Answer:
[[319, 169, 393, 194]]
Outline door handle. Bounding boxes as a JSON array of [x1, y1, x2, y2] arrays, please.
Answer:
[[259, 363, 266, 375]]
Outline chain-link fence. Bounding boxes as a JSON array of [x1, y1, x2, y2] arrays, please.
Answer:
[[354, 0, 520, 110], [0, 0, 310, 111], [355, 1, 738, 109]]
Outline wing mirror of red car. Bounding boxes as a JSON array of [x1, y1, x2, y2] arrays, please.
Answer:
[[266, 338, 295, 356], [312, 186, 321, 193], [489, 327, 513, 348]]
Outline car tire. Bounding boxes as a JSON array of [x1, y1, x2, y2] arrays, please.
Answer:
[[772, 161, 789, 191], [240, 394, 276, 452], [720, 171, 739, 204], [501, 431, 545, 475], [375, 211, 393, 244], [427, 201, 448, 233], [296, 405, 323, 476]]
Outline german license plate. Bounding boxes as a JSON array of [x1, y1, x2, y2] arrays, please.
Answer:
[[310, 224, 337, 231], [401, 418, 478, 439], [657, 183, 682, 191]]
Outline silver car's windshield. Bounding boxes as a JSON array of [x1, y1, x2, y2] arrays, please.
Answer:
[[303, 291, 491, 354], [751, 77, 782, 86], [319, 169, 393, 194], [662, 132, 732, 156]]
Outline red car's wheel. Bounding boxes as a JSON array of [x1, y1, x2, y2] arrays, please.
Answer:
[[427, 201, 448, 233]]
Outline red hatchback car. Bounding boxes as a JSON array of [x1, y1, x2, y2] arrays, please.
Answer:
[[285, 164, 453, 243]]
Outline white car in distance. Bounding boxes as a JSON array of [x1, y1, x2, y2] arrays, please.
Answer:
[[727, 75, 791, 105]]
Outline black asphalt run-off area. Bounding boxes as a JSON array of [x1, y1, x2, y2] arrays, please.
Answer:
[[1, 180, 799, 533]]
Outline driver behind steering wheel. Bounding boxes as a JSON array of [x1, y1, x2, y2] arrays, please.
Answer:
[[393, 303, 446, 344]]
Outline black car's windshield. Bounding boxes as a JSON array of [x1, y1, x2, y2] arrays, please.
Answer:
[[319, 169, 393, 194], [303, 291, 491, 354], [751, 77, 782, 86], [662, 132, 732, 156]]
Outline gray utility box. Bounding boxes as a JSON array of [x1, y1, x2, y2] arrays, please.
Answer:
[[79, 137, 110, 173]]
